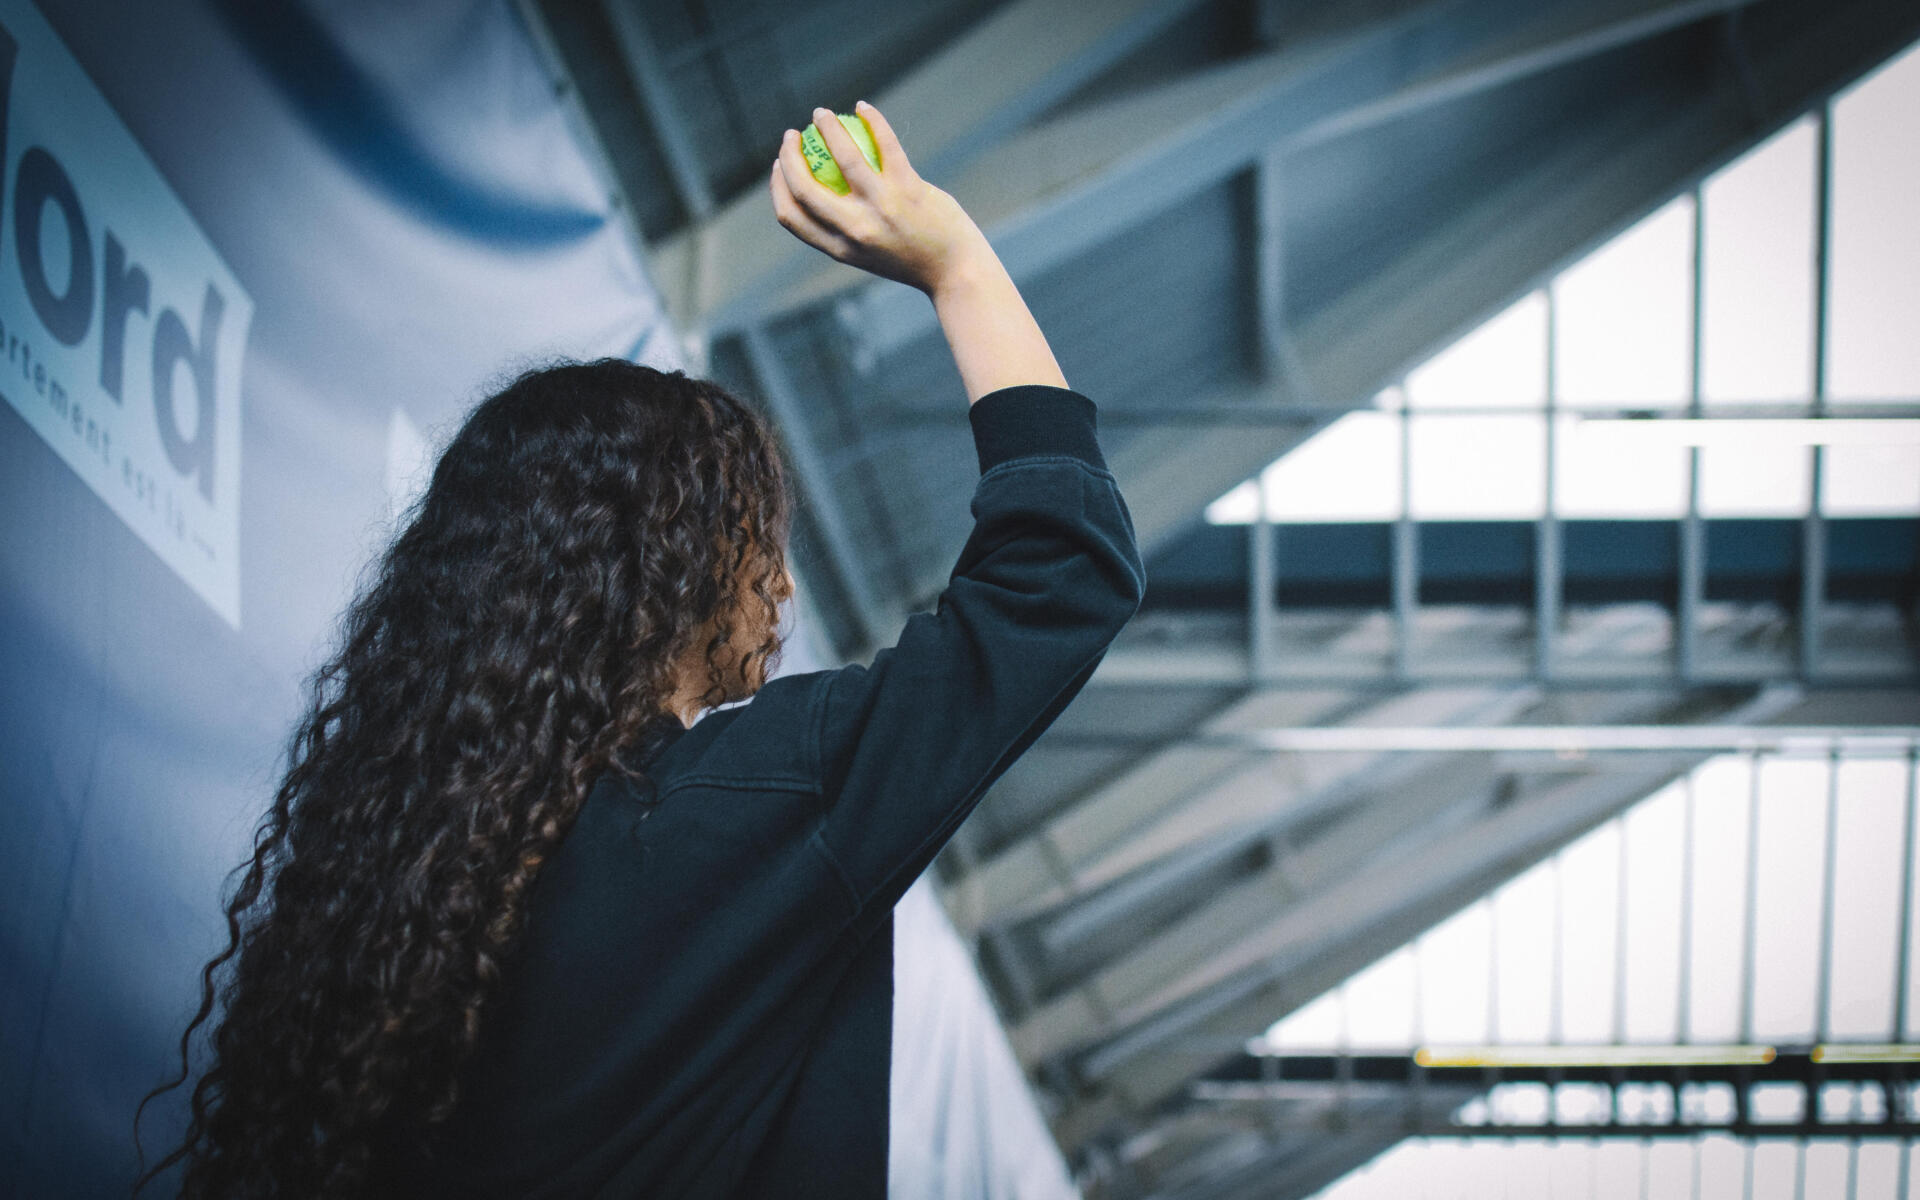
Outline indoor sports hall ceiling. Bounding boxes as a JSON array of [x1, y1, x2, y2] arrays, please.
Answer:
[[525, 1, 1920, 1195]]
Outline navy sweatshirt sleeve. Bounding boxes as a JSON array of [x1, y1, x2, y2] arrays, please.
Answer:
[[810, 384, 1147, 919]]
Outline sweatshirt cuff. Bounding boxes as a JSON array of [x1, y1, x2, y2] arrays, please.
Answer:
[[968, 385, 1107, 476]]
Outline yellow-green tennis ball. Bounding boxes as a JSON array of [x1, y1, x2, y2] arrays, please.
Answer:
[[800, 113, 881, 195]]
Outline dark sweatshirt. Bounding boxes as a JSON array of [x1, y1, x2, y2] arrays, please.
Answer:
[[380, 384, 1145, 1197]]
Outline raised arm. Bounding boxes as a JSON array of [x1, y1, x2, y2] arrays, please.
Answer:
[[770, 101, 1067, 404], [767, 102, 1144, 920]]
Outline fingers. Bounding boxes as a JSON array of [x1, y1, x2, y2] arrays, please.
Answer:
[[769, 158, 853, 260], [852, 100, 913, 178], [775, 127, 858, 228], [811, 105, 879, 194]]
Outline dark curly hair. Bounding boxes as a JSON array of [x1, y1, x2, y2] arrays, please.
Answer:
[[132, 358, 794, 1197]]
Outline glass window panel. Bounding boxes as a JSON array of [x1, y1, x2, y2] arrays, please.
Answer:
[[1556, 414, 1688, 518], [1313, 1139, 1426, 1199], [1751, 757, 1829, 1041], [1824, 442, 1920, 515], [1830, 41, 1920, 399], [1904, 759, 1920, 1043], [1855, 1142, 1902, 1200], [1492, 862, 1554, 1043], [1408, 413, 1544, 519], [1418, 900, 1493, 1044], [1545, 1141, 1597, 1200], [1266, 985, 1342, 1050], [1428, 1140, 1482, 1198], [1558, 821, 1622, 1043], [1828, 757, 1907, 1040], [1202, 477, 1258, 524], [1699, 441, 1813, 516], [1698, 1135, 1748, 1200], [1819, 1081, 1867, 1123], [1646, 1142, 1694, 1200], [1623, 782, 1686, 1042], [1592, 1143, 1643, 1199], [1854, 1079, 1888, 1122], [1686, 757, 1754, 1043], [1265, 411, 1402, 522], [1619, 1080, 1675, 1124], [1680, 1081, 1738, 1124], [1500, 1142, 1554, 1199], [1488, 1081, 1551, 1125], [1751, 1082, 1806, 1124], [1702, 117, 1817, 405], [1203, 411, 1403, 524], [1404, 291, 1546, 410], [1554, 1081, 1612, 1125], [1554, 197, 1694, 409], [1343, 946, 1416, 1049], [1803, 1143, 1852, 1199]]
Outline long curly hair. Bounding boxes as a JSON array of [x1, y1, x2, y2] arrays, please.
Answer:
[[133, 358, 794, 1197]]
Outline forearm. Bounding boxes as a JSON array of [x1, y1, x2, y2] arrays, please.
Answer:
[[928, 247, 1067, 405]]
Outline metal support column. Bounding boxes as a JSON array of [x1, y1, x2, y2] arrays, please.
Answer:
[[1680, 188, 1706, 681], [1897, 749, 1919, 1044], [1251, 466, 1275, 685], [1678, 771, 1698, 1045], [1801, 105, 1834, 679], [1254, 148, 1312, 396], [1816, 749, 1843, 1043], [1393, 385, 1416, 681], [1536, 288, 1561, 680], [1615, 814, 1632, 1046], [1738, 752, 1765, 1133]]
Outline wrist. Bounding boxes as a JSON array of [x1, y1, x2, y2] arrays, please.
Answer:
[[922, 234, 1003, 304]]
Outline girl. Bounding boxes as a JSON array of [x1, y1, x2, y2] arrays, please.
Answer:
[[137, 101, 1144, 1198]]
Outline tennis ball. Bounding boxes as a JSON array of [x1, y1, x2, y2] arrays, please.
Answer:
[[800, 113, 881, 195]]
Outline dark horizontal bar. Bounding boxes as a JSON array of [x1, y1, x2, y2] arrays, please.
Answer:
[[1144, 518, 1919, 610], [1401, 1121, 1920, 1140], [1205, 1050, 1918, 1086], [870, 400, 1920, 427]]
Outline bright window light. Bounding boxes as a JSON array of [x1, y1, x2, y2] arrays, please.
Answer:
[[1206, 35, 1920, 526], [1572, 417, 1920, 447], [1404, 292, 1545, 408], [1554, 196, 1694, 409], [1703, 117, 1816, 403], [1261, 751, 1913, 1056], [1832, 39, 1920, 398]]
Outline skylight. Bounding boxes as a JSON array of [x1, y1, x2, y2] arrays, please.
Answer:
[[1207, 40, 1920, 525]]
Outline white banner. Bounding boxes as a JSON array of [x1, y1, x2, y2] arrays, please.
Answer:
[[0, 0, 251, 627]]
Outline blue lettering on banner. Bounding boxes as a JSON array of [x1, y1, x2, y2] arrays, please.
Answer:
[[0, 0, 252, 627]]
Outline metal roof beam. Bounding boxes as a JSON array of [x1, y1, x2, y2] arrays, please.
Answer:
[[954, 687, 1534, 938], [956, 612, 1717, 940], [1042, 691, 1803, 1151], [646, 0, 1213, 332], [802, 0, 1762, 365], [1044, 0, 1920, 576]]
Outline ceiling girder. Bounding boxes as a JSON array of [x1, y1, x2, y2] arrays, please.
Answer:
[[646, 0, 1214, 333], [955, 606, 1717, 940], [1011, 689, 1775, 1078], [1042, 687, 1807, 1154], [784, 0, 1765, 364]]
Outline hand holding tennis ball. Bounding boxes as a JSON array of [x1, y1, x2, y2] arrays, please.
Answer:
[[770, 101, 993, 298], [800, 113, 881, 195]]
